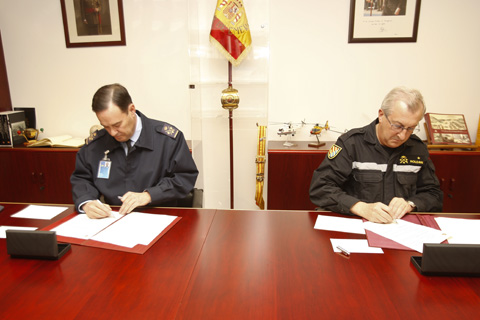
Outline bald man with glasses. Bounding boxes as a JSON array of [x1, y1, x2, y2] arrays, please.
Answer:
[[309, 86, 443, 223]]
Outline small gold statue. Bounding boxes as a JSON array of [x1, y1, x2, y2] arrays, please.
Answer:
[[17, 128, 43, 146]]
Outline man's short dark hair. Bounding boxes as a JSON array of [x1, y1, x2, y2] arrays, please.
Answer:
[[92, 83, 133, 113]]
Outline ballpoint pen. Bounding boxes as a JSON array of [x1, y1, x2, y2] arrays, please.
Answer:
[[336, 245, 350, 257]]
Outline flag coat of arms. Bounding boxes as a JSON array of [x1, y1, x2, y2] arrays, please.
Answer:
[[210, 0, 252, 66]]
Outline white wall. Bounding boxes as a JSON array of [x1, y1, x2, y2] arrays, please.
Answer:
[[0, 0, 192, 139], [1, 0, 479, 210], [268, 0, 480, 143]]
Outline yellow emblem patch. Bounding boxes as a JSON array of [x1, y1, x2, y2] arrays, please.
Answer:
[[327, 144, 342, 159]]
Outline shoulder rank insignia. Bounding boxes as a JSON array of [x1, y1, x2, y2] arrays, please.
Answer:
[[327, 144, 342, 159], [85, 129, 102, 145], [161, 125, 179, 139]]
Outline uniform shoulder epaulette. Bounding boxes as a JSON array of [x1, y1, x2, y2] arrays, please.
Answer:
[[340, 127, 364, 141], [158, 124, 179, 139], [85, 129, 106, 145]]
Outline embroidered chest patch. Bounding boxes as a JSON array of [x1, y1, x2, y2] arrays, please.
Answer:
[[399, 155, 424, 165]]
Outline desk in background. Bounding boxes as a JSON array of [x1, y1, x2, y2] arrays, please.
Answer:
[[0, 141, 194, 204], [0, 147, 78, 204], [267, 141, 480, 212], [1, 203, 479, 319]]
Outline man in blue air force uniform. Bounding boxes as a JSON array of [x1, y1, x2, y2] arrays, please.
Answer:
[[71, 83, 198, 219]]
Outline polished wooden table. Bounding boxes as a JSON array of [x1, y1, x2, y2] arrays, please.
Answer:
[[0, 204, 216, 319], [1, 204, 479, 319]]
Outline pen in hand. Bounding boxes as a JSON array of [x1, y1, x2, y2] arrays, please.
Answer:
[[96, 199, 112, 217]]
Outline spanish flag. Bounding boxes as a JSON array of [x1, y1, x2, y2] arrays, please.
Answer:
[[209, 0, 252, 66]]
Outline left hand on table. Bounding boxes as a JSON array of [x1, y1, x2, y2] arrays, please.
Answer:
[[118, 191, 152, 215]]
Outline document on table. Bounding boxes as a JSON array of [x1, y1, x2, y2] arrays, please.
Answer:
[[90, 212, 178, 248], [435, 217, 480, 244], [314, 215, 366, 235], [330, 239, 384, 254], [11, 205, 68, 220], [52, 212, 178, 248], [51, 212, 122, 240], [0, 226, 37, 238], [363, 219, 449, 253]]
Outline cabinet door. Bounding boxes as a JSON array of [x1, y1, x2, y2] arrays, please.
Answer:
[[28, 150, 77, 203], [268, 152, 326, 210], [430, 153, 480, 213], [0, 149, 28, 202], [0, 149, 77, 204]]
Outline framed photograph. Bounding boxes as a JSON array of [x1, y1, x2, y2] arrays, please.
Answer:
[[348, 0, 421, 43], [424, 113, 472, 145], [60, 0, 126, 48]]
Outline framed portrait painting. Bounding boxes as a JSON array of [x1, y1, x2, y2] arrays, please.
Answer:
[[60, 0, 126, 48], [348, 0, 421, 43]]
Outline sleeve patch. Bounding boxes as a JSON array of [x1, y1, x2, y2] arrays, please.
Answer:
[[327, 144, 342, 159]]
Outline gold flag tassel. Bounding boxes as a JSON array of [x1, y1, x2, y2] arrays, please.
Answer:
[[255, 125, 267, 209]]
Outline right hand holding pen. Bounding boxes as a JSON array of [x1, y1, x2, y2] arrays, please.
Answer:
[[83, 200, 112, 219]]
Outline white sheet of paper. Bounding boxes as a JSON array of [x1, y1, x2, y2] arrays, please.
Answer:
[[0, 226, 38, 238], [90, 212, 177, 248], [435, 217, 480, 244], [314, 215, 366, 235], [330, 238, 384, 254], [363, 219, 449, 253], [51, 212, 121, 240], [11, 205, 68, 220]]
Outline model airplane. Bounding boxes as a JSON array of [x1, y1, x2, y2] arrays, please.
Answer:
[[277, 123, 296, 137], [310, 121, 330, 136], [274, 121, 306, 147], [308, 121, 329, 148], [308, 121, 347, 148]]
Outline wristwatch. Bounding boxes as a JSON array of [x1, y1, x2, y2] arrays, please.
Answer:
[[407, 200, 416, 210]]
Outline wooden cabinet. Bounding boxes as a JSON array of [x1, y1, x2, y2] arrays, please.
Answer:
[[429, 151, 480, 213], [267, 141, 480, 213], [0, 148, 78, 204], [267, 141, 331, 211]]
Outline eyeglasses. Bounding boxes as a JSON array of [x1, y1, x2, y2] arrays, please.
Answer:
[[384, 114, 420, 134]]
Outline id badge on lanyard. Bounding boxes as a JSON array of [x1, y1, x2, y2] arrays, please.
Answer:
[[97, 150, 112, 179]]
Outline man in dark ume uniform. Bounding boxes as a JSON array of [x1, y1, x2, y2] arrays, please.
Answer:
[[309, 86, 442, 223]]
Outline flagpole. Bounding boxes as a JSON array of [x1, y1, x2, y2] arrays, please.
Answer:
[[221, 62, 239, 209], [210, 0, 252, 210], [228, 62, 234, 209]]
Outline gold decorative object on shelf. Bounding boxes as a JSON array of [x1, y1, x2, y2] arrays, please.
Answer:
[[221, 85, 239, 111], [17, 128, 43, 146]]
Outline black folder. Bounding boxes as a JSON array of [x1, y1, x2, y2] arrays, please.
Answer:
[[411, 243, 480, 277], [6, 230, 71, 260]]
